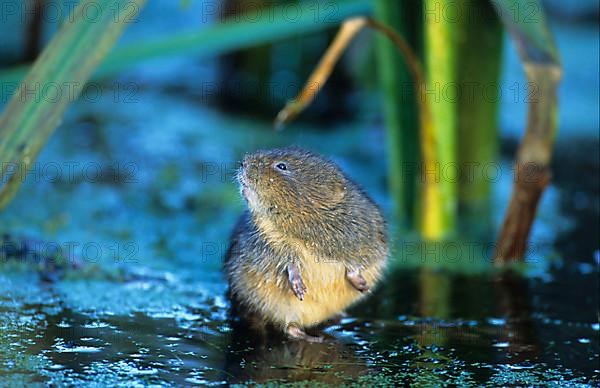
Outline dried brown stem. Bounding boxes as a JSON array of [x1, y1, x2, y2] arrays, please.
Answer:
[[274, 18, 367, 129], [495, 65, 561, 263], [491, 0, 562, 263], [274, 17, 431, 137]]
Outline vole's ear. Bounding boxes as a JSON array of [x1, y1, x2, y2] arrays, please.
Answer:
[[332, 181, 347, 203]]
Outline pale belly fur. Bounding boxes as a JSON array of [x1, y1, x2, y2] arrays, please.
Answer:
[[238, 255, 386, 329]]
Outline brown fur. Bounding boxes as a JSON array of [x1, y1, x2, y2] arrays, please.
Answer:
[[225, 147, 388, 332]]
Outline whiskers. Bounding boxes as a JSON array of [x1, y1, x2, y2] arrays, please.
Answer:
[[232, 165, 242, 185]]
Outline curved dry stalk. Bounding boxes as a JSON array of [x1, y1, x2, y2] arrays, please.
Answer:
[[274, 17, 368, 129], [492, 0, 562, 263], [494, 65, 560, 263], [274, 17, 432, 134]]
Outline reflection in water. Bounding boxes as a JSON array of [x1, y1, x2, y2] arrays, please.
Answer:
[[417, 268, 539, 366], [418, 268, 451, 347], [224, 321, 367, 385], [493, 272, 539, 364]]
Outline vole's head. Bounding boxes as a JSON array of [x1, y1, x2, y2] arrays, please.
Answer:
[[237, 147, 348, 222]]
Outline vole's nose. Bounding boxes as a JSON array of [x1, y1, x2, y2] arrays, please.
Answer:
[[241, 154, 253, 169]]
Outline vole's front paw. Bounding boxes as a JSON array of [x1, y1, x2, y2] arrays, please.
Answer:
[[346, 269, 369, 292], [288, 263, 307, 300], [291, 277, 307, 301]]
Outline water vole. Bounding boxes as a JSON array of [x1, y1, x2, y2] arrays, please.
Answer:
[[225, 147, 388, 342]]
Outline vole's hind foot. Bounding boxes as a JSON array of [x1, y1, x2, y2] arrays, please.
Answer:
[[287, 263, 307, 300], [286, 324, 324, 343], [346, 269, 369, 292]]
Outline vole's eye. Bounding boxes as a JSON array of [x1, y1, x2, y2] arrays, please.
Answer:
[[275, 163, 287, 171]]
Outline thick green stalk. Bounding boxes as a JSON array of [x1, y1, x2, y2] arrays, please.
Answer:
[[374, 0, 422, 231], [422, 0, 459, 239], [456, 1, 503, 230], [0, 0, 147, 210]]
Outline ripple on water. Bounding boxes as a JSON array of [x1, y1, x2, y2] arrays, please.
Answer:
[[55, 345, 103, 353], [81, 321, 113, 329]]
